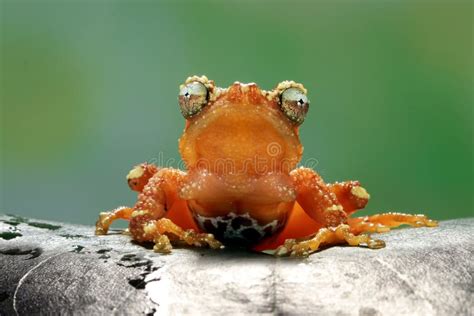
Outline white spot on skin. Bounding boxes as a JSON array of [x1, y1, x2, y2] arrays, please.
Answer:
[[131, 210, 149, 218], [326, 205, 343, 212], [238, 82, 257, 93], [351, 186, 370, 199], [127, 166, 144, 180], [143, 222, 156, 235]]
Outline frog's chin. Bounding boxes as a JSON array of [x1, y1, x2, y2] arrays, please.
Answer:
[[179, 102, 303, 176]]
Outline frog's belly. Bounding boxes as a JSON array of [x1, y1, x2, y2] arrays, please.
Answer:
[[187, 200, 294, 246]]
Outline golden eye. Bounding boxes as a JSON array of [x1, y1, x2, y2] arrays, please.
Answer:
[[280, 88, 309, 125], [178, 81, 209, 118]]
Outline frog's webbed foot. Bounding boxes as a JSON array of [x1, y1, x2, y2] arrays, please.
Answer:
[[274, 224, 385, 257], [136, 216, 224, 254], [95, 206, 134, 235], [348, 212, 438, 235]]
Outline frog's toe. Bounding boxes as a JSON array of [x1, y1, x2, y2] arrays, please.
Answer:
[[182, 229, 224, 250], [153, 235, 173, 254], [348, 212, 438, 235]]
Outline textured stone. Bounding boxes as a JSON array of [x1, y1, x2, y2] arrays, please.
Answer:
[[0, 214, 472, 315]]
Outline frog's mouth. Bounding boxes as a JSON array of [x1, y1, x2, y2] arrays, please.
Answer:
[[179, 101, 303, 176]]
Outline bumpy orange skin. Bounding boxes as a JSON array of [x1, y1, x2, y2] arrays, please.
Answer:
[[96, 75, 437, 255]]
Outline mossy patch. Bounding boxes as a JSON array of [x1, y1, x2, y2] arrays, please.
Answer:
[[0, 231, 22, 240]]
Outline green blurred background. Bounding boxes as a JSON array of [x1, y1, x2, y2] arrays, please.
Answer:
[[1, 0, 472, 225]]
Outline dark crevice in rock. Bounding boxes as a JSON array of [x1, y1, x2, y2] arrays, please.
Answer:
[[0, 247, 43, 259], [27, 222, 62, 230], [71, 245, 85, 253], [59, 234, 86, 239], [0, 292, 9, 303], [120, 254, 161, 291], [0, 231, 22, 240], [0, 220, 20, 226], [117, 254, 151, 268], [128, 277, 147, 290], [120, 260, 153, 268], [267, 263, 278, 314], [359, 306, 381, 316], [345, 272, 359, 279], [145, 308, 157, 316], [96, 248, 112, 254]]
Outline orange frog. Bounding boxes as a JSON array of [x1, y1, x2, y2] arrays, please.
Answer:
[[95, 75, 437, 257]]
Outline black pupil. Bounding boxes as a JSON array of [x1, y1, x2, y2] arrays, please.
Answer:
[[298, 98, 305, 105], [184, 92, 190, 98]]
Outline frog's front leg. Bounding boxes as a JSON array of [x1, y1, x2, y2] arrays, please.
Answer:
[[129, 168, 223, 253], [274, 167, 385, 257], [96, 163, 159, 235], [289, 167, 349, 227]]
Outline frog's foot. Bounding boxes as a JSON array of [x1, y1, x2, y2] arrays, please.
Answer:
[[95, 206, 134, 235], [137, 216, 224, 253], [274, 224, 385, 257], [347, 212, 438, 235]]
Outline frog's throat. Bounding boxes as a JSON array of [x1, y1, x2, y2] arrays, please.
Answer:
[[179, 101, 303, 176]]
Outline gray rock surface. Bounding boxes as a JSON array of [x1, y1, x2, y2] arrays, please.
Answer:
[[0, 214, 472, 315]]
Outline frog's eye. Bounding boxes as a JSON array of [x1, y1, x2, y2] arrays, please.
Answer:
[[280, 88, 309, 125], [178, 81, 209, 118]]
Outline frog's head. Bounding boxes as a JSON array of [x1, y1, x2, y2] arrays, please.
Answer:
[[178, 75, 309, 176]]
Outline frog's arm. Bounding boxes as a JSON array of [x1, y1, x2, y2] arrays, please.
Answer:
[[253, 168, 385, 256], [95, 162, 160, 235], [96, 166, 222, 252], [126, 168, 222, 253], [289, 167, 348, 227], [96, 165, 196, 234], [253, 168, 360, 252], [255, 167, 437, 256]]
